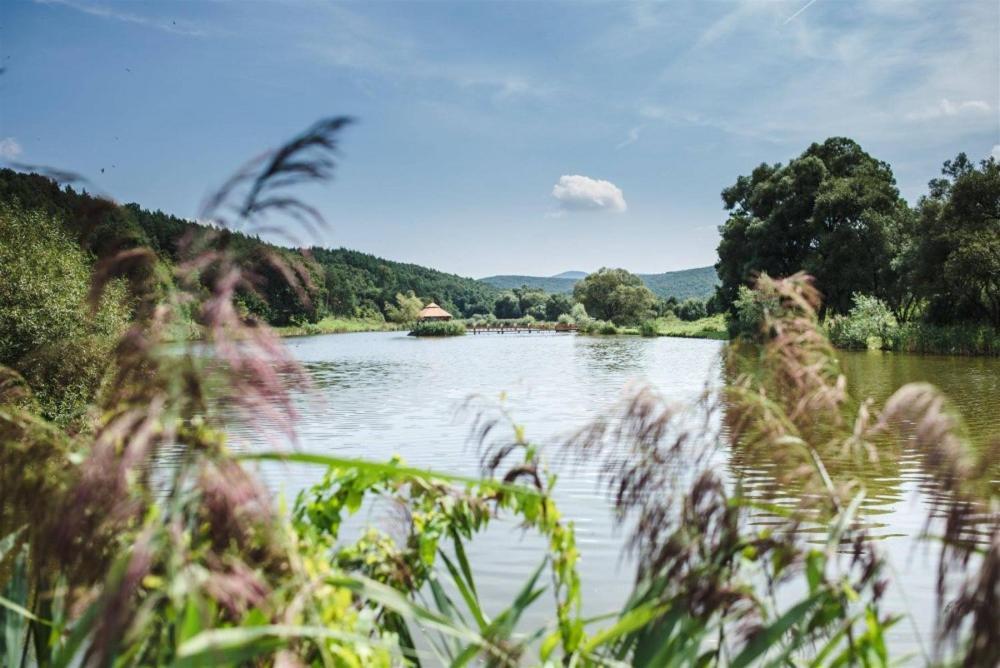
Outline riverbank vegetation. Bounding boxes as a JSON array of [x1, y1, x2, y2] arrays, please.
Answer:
[[716, 139, 999, 355], [1, 119, 997, 666], [408, 320, 467, 337], [276, 316, 404, 337]]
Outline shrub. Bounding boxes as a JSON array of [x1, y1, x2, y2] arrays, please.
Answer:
[[676, 297, 708, 321], [408, 320, 466, 337], [828, 294, 898, 350], [639, 320, 659, 337], [0, 202, 130, 424], [598, 320, 618, 335]]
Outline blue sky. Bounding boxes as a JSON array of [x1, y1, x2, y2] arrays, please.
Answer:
[[1, 1, 997, 277]]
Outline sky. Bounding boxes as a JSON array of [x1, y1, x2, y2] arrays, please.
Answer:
[[1, 0, 998, 278]]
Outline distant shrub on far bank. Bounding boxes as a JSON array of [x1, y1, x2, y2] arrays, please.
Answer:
[[890, 322, 1000, 356], [409, 320, 466, 337], [828, 294, 898, 350], [577, 319, 618, 335], [828, 294, 1000, 355]]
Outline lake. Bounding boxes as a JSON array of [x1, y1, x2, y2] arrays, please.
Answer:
[[221, 331, 999, 657]]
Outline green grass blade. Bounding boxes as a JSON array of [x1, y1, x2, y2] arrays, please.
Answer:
[[241, 452, 542, 497], [730, 592, 825, 668]]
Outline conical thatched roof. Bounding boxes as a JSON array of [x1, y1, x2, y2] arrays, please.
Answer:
[[418, 302, 453, 320]]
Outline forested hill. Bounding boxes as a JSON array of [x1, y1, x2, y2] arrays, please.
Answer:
[[0, 169, 497, 325], [481, 265, 718, 300], [480, 274, 579, 294]]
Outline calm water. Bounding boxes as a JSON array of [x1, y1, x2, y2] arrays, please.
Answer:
[[220, 331, 999, 657]]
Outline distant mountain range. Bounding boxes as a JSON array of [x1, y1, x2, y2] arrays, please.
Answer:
[[480, 265, 719, 301]]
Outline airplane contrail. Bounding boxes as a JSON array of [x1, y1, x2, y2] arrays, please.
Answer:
[[784, 0, 820, 25]]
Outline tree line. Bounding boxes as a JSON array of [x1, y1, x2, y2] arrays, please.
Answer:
[[715, 138, 1000, 331]]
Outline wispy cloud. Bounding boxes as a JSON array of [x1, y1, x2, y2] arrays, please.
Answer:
[[616, 125, 644, 150], [34, 0, 208, 37], [639, 104, 782, 143], [635, 0, 998, 150], [306, 6, 552, 102], [0, 137, 22, 160], [904, 98, 992, 122], [552, 175, 627, 214]]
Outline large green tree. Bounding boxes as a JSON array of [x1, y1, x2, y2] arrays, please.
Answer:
[[715, 137, 909, 315], [908, 154, 1000, 327], [572, 267, 657, 325]]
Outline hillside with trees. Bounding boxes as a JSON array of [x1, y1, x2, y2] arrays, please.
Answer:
[[481, 265, 718, 300], [0, 169, 499, 328]]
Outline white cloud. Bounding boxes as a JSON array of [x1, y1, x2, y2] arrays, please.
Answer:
[[904, 98, 992, 122], [0, 137, 22, 160], [992, 145, 1000, 161], [33, 0, 207, 37], [552, 175, 627, 213]]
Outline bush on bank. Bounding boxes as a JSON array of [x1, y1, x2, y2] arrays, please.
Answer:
[[408, 320, 466, 337], [829, 293, 1000, 355]]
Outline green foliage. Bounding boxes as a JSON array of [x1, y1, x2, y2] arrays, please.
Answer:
[[883, 322, 1000, 356], [730, 285, 770, 340], [573, 267, 658, 325], [827, 294, 899, 350], [409, 320, 466, 337], [635, 265, 719, 301], [569, 302, 590, 324], [274, 315, 400, 337], [655, 314, 729, 340], [310, 247, 496, 320], [0, 169, 499, 328], [480, 274, 579, 294], [492, 291, 522, 319], [675, 297, 708, 321], [545, 293, 574, 321], [715, 137, 908, 316], [384, 291, 424, 324], [0, 202, 129, 424], [482, 266, 718, 301], [907, 154, 1000, 327]]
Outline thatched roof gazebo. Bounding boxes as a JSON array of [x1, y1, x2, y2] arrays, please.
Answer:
[[418, 302, 453, 321]]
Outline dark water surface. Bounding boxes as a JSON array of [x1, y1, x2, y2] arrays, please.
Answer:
[[220, 331, 999, 658]]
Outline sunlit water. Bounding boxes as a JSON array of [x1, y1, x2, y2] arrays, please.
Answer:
[[211, 331, 998, 658]]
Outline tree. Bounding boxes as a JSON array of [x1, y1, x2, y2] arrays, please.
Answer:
[[715, 137, 909, 316], [573, 267, 657, 325], [514, 286, 547, 316], [675, 298, 707, 321], [909, 154, 1000, 326], [493, 292, 521, 319], [384, 291, 423, 324], [544, 293, 574, 322]]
